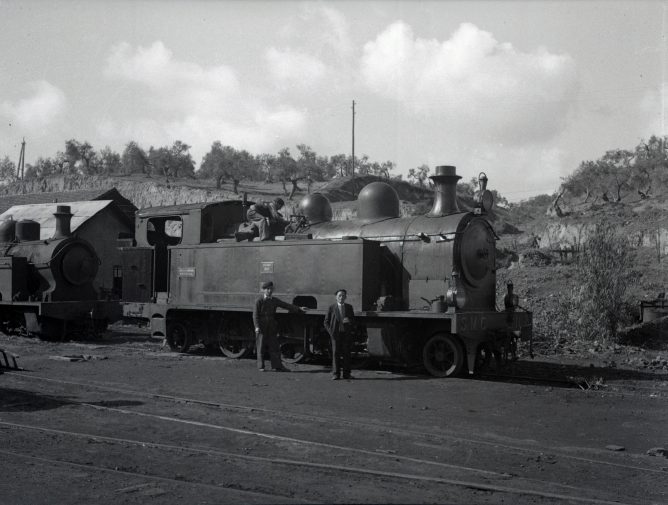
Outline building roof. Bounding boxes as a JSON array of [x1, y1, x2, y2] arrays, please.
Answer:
[[0, 200, 124, 240], [0, 187, 136, 224]]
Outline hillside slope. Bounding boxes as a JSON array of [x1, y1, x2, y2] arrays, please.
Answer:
[[0, 173, 514, 226]]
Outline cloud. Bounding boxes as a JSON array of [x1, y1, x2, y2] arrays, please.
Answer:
[[267, 4, 353, 93], [470, 144, 567, 198], [638, 86, 667, 137], [361, 22, 578, 144], [265, 48, 328, 91], [105, 41, 240, 116], [1, 80, 66, 129], [282, 4, 353, 61], [102, 41, 307, 160]]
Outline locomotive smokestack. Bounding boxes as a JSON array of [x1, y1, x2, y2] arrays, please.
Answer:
[[428, 165, 461, 216], [53, 205, 72, 239]]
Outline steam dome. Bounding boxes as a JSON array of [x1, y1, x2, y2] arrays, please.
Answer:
[[299, 192, 333, 223], [357, 182, 400, 220]]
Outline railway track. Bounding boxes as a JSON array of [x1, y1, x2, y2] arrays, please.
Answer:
[[8, 372, 667, 473], [0, 419, 649, 505], [0, 445, 304, 504], [3, 372, 666, 504]]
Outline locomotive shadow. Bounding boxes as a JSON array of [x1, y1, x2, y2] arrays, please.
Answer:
[[0, 387, 144, 413], [0, 387, 76, 412], [474, 359, 668, 388], [92, 331, 160, 346]]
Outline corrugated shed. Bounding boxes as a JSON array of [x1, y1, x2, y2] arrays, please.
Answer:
[[0, 200, 116, 240], [0, 188, 136, 224]]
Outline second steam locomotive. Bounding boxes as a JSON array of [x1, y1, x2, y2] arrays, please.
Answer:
[[0, 205, 121, 338]]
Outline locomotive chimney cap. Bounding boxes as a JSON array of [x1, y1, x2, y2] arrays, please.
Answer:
[[54, 205, 72, 215], [432, 165, 461, 179]]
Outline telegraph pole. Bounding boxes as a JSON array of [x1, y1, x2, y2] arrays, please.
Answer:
[[351, 100, 356, 197], [17, 138, 25, 180]]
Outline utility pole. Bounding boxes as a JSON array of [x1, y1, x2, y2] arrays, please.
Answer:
[[351, 99, 356, 197], [17, 138, 25, 180]]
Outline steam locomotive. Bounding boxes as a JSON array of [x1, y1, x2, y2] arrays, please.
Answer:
[[0, 205, 121, 339], [121, 165, 532, 377]]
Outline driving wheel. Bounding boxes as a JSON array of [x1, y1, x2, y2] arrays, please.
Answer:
[[422, 333, 464, 377], [218, 317, 253, 359], [166, 321, 190, 353]]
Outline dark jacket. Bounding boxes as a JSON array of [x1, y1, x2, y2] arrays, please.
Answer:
[[253, 296, 301, 333], [324, 302, 355, 338]]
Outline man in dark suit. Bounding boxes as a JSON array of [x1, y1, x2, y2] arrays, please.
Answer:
[[324, 289, 355, 380], [253, 281, 305, 372]]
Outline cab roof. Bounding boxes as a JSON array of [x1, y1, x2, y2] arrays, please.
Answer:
[[136, 200, 247, 218]]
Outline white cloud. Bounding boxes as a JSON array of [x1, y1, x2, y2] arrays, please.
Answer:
[[1, 80, 66, 129], [638, 86, 667, 137], [268, 4, 353, 94], [361, 22, 578, 144], [265, 47, 328, 91], [284, 4, 353, 61], [105, 41, 240, 116], [102, 41, 307, 161], [470, 144, 567, 198]]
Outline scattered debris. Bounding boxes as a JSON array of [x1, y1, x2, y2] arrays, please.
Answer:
[[567, 375, 606, 390], [49, 355, 108, 362], [518, 249, 553, 267], [647, 447, 668, 458], [605, 445, 625, 452]]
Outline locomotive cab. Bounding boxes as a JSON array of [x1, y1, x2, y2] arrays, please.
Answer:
[[122, 201, 248, 302]]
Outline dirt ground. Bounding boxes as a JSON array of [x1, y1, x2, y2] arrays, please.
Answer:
[[1, 327, 667, 505]]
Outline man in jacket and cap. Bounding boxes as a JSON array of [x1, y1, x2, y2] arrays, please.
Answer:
[[253, 281, 306, 372]]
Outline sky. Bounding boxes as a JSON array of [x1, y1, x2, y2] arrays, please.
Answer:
[[0, 0, 665, 201]]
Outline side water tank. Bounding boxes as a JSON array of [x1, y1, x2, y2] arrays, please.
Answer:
[[0, 215, 16, 242], [16, 219, 41, 241]]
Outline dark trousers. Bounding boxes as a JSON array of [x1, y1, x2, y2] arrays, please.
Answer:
[[256, 329, 282, 369], [330, 332, 351, 377]]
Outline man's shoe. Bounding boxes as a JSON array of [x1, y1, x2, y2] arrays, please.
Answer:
[[274, 366, 291, 372], [258, 367, 266, 372], [343, 375, 354, 380], [331, 375, 340, 380]]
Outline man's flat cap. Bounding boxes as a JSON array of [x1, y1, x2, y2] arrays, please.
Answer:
[[261, 281, 274, 289]]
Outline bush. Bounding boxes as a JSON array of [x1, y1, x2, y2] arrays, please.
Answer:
[[558, 223, 636, 343]]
